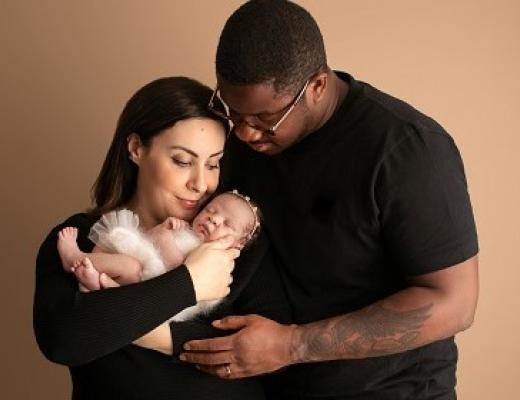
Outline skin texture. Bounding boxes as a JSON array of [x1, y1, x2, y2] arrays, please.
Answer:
[[127, 117, 225, 229], [192, 193, 256, 248]]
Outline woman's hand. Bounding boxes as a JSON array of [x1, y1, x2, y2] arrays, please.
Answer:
[[184, 236, 239, 302]]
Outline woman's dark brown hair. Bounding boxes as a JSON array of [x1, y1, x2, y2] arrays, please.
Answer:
[[90, 77, 227, 215]]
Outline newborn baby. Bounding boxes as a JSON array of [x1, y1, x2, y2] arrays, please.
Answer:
[[57, 190, 261, 321]]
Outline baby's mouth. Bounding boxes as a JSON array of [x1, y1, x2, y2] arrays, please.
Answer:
[[197, 224, 210, 239]]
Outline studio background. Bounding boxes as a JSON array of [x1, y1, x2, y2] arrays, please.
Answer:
[[2, 1, 518, 398]]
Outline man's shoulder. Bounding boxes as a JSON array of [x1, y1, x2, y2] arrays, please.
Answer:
[[344, 72, 447, 137], [332, 73, 452, 160]]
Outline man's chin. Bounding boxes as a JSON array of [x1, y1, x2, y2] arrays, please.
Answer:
[[249, 142, 280, 155]]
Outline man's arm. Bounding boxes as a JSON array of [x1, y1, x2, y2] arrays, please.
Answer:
[[291, 255, 478, 362], [181, 255, 478, 379]]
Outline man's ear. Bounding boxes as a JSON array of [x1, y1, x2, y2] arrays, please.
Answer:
[[127, 133, 144, 165], [308, 71, 328, 105]]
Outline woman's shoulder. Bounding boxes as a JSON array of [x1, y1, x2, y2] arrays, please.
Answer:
[[57, 212, 98, 231], [37, 212, 99, 266], [42, 212, 98, 245]]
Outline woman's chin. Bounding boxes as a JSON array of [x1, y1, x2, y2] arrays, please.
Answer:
[[168, 206, 198, 222]]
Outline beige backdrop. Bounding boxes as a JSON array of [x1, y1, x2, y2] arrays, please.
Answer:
[[2, 0, 519, 398]]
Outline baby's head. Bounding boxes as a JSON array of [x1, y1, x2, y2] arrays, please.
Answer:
[[192, 190, 262, 249]]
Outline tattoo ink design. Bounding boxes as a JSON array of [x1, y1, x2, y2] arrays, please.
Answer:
[[291, 303, 433, 363]]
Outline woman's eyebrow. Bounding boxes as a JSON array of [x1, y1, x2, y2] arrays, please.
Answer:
[[169, 146, 224, 158]]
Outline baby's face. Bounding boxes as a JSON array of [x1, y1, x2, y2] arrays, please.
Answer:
[[192, 193, 255, 248]]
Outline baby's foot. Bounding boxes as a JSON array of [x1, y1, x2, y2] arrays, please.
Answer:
[[57, 227, 84, 271], [72, 257, 100, 291]]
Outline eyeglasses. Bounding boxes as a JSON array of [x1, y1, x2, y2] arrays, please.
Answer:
[[208, 79, 310, 136]]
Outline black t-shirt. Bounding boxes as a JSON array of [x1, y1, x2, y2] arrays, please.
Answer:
[[224, 71, 478, 399]]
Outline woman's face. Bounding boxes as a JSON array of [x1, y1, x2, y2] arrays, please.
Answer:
[[129, 118, 226, 227]]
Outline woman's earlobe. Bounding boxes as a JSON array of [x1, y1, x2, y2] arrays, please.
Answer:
[[127, 133, 142, 165]]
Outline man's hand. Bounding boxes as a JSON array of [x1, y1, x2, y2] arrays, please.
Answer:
[[180, 314, 296, 379]]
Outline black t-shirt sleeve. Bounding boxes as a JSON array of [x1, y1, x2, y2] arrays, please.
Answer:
[[376, 127, 478, 275], [33, 214, 197, 367]]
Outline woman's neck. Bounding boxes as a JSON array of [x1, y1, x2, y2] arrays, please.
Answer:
[[125, 197, 158, 231]]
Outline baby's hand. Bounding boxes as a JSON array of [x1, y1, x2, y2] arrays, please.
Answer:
[[165, 217, 190, 230]]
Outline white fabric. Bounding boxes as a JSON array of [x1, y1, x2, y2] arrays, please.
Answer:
[[88, 209, 221, 321], [171, 229, 203, 257], [89, 209, 167, 280]]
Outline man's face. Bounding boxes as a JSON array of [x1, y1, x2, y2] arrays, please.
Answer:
[[217, 79, 312, 155]]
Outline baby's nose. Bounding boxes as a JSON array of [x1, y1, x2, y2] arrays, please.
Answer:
[[210, 214, 224, 226]]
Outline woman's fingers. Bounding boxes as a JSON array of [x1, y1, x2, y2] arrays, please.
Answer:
[[184, 236, 239, 302]]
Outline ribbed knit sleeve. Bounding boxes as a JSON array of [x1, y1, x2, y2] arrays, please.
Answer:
[[33, 213, 197, 367]]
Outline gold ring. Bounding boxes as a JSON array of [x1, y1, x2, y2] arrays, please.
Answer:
[[225, 364, 232, 377]]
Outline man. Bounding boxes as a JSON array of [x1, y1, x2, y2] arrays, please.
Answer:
[[181, 1, 479, 399]]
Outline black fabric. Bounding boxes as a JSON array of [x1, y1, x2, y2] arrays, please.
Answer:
[[224, 71, 478, 399], [33, 213, 289, 399], [170, 231, 292, 356]]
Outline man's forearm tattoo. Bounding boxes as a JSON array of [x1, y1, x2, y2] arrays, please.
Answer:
[[291, 302, 433, 363]]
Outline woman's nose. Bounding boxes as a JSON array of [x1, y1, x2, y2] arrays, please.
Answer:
[[188, 167, 208, 194]]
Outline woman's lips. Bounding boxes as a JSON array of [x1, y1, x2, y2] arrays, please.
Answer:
[[177, 197, 200, 210]]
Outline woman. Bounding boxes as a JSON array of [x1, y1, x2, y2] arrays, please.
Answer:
[[33, 77, 276, 399]]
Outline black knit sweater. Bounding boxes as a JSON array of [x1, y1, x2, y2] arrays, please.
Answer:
[[34, 213, 289, 399]]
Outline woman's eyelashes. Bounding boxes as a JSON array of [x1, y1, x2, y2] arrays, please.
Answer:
[[207, 162, 220, 170], [171, 157, 191, 167], [171, 156, 220, 170], [207, 156, 222, 170]]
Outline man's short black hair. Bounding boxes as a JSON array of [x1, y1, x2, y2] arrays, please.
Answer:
[[216, 0, 327, 94]]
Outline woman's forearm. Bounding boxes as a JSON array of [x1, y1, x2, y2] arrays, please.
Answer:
[[133, 323, 173, 355], [34, 219, 197, 366]]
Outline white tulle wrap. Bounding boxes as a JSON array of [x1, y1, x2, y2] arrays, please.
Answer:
[[89, 209, 221, 321]]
